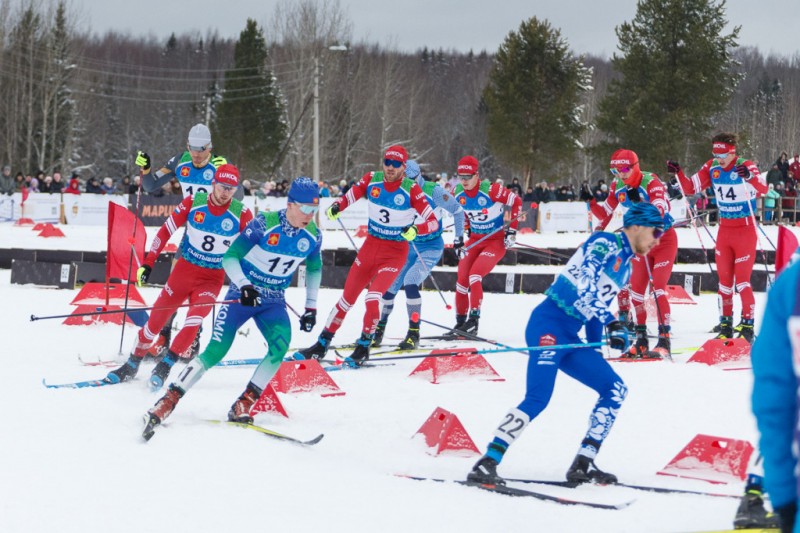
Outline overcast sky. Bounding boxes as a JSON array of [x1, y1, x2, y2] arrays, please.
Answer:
[[83, 0, 799, 59]]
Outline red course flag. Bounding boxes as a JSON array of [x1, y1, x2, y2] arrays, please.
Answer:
[[775, 225, 799, 276], [107, 203, 146, 282]]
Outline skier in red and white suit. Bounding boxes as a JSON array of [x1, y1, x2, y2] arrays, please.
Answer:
[[106, 164, 253, 389], [670, 132, 768, 342], [590, 149, 676, 358]]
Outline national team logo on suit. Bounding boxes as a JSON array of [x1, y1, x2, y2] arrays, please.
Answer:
[[193, 212, 205, 223], [297, 238, 310, 252], [370, 187, 380, 198], [459, 197, 466, 205], [619, 192, 627, 203], [613, 257, 622, 272], [221, 219, 234, 232], [712, 169, 721, 180], [478, 197, 487, 206], [181, 167, 190, 177], [393, 194, 404, 206], [267, 233, 280, 246], [204, 169, 214, 180]]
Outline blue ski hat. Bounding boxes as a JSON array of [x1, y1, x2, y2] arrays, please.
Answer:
[[405, 160, 421, 180], [622, 202, 665, 229], [287, 176, 320, 205]]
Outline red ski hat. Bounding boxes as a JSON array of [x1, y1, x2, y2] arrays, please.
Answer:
[[384, 145, 408, 164], [712, 141, 736, 158], [213, 164, 240, 187], [609, 149, 639, 170], [457, 156, 479, 175]]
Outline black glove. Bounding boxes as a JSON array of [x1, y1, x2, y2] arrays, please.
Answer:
[[735, 163, 751, 180], [453, 236, 466, 260], [666, 160, 681, 174], [775, 501, 796, 533], [606, 321, 630, 351], [626, 187, 641, 203], [504, 228, 517, 249], [239, 285, 261, 307], [299, 308, 316, 332]]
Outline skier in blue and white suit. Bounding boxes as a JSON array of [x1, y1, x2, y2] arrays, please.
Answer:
[[468, 202, 665, 486], [751, 246, 800, 533], [372, 160, 465, 350]]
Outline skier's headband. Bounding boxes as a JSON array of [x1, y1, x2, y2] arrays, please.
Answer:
[[712, 142, 736, 158]]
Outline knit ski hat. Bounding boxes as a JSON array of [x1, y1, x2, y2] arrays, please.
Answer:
[[287, 176, 320, 205], [457, 156, 479, 175], [384, 145, 408, 164], [188, 123, 212, 150], [213, 164, 239, 187]]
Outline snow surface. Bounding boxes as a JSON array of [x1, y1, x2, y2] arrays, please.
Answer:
[[0, 223, 783, 533]]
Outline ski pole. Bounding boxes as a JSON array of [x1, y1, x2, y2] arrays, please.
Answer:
[[744, 191, 773, 289], [463, 208, 531, 253], [513, 242, 570, 260], [409, 241, 452, 310], [31, 299, 239, 322], [671, 174, 716, 274], [416, 316, 526, 354], [337, 218, 360, 253]]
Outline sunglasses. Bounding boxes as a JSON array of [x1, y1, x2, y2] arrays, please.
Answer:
[[189, 144, 210, 152], [610, 166, 632, 175], [458, 174, 475, 180], [295, 203, 319, 215], [653, 228, 664, 239], [383, 159, 404, 168], [215, 183, 237, 192], [712, 152, 732, 159]]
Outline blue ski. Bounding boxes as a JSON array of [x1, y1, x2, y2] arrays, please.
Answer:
[[42, 377, 115, 389]]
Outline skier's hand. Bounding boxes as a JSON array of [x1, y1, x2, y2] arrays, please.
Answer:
[[211, 156, 227, 168], [239, 285, 261, 307], [453, 236, 466, 260], [135, 265, 151, 287], [326, 202, 341, 221], [400, 224, 418, 241], [299, 308, 316, 332], [666, 160, 681, 174], [735, 164, 751, 180], [606, 321, 630, 351], [504, 228, 517, 249], [135, 151, 151, 172]]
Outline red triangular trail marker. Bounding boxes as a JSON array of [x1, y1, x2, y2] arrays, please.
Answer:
[[250, 384, 288, 418], [414, 406, 480, 456], [37, 224, 65, 237], [70, 282, 147, 307], [687, 338, 751, 366], [62, 305, 138, 326], [409, 348, 504, 384], [268, 360, 345, 396], [657, 434, 754, 484]]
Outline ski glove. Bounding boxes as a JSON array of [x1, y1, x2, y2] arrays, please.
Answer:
[[666, 160, 681, 174], [326, 202, 341, 221], [135, 151, 151, 171], [735, 164, 751, 180], [239, 285, 261, 307], [453, 236, 466, 260], [400, 224, 418, 241], [606, 321, 630, 351], [504, 228, 517, 249], [135, 265, 151, 287], [211, 156, 227, 168], [299, 308, 317, 332]]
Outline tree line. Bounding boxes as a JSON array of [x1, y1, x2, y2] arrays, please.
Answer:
[[0, 0, 798, 190]]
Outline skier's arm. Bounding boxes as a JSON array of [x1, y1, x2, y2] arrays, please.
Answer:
[[141, 154, 179, 193], [590, 182, 619, 229], [222, 215, 266, 289], [337, 172, 370, 211], [738, 159, 768, 195], [489, 182, 522, 229], [408, 183, 437, 236], [677, 162, 711, 196], [433, 185, 465, 238], [576, 235, 618, 324], [645, 176, 670, 217], [144, 196, 192, 267]]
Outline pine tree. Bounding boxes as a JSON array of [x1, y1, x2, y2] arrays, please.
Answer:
[[214, 19, 286, 174], [483, 17, 589, 185], [595, 0, 740, 169]]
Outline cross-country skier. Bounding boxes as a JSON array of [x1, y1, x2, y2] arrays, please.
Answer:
[[450, 155, 522, 335], [590, 149, 677, 359], [467, 202, 665, 486], [142, 178, 323, 440], [294, 145, 438, 365], [670, 132, 768, 342], [372, 159, 465, 349], [106, 164, 252, 390]]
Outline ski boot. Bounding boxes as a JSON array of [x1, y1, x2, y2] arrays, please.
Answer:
[[227, 382, 263, 424], [565, 454, 618, 485], [142, 385, 184, 441], [106, 355, 143, 383], [344, 333, 373, 367], [461, 311, 480, 335], [467, 456, 505, 485], [714, 316, 734, 339], [736, 318, 755, 344], [711, 320, 744, 334], [733, 489, 781, 530], [372, 320, 387, 347], [648, 325, 671, 359], [398, 321, 420, 350], [624, 325, 649, 358], [149, 351, 179, 391], [297, 330, 334, 361], [445, 314, 467, 338]]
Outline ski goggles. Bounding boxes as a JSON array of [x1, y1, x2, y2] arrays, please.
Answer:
[[458, 174, 476, 180], [188, 144, 210, 152], [652, 227, 664, 239], [383, 159, 404, 168], [214, 183, 237, 192], [610, 166, 632, 175], [295, 203, 320, 215]]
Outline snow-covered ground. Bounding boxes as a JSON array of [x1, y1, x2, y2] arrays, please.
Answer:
[[0, 218, 773, 533]]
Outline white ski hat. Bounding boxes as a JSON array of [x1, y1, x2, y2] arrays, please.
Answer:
[[187, 123, 212, 150]]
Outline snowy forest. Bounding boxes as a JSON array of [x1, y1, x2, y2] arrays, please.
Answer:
[[1, 0, 799, 188]]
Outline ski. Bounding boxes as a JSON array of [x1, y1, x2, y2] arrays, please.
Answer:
[[605, 356, 663, 363], [42, 377, 115, 389], [685, 529, 778, 533], [206, 420, 324, 445], [504, 478, 741, 499], [399, 476, 634, 509]]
